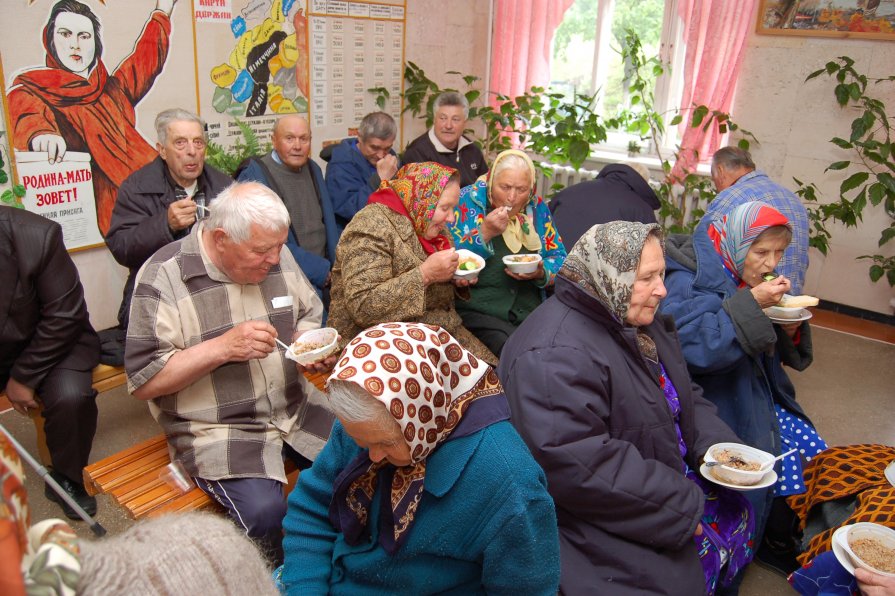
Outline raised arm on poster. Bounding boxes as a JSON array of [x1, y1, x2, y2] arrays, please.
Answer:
[[7, 0, 177, 237]]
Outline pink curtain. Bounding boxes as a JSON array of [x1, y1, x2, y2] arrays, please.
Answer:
[[672, 0, 757, 180], [489, 0, 575, 103]]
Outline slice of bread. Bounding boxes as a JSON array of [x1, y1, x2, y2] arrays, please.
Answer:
[[778, 294, 819, 308]]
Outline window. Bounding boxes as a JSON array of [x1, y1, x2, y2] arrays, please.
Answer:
[[549, 0, 686, 153]]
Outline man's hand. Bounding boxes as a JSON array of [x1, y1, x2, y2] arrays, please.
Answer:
[[750, 275, 791, 308], [156, 0, 177, 15], [167, 197, 198, 232], [5, 378, 39, 415], [376, 154, 399, 180], [855, 567, 895, 596], [506, 261, 544, 282], [420, 249, 459, 285], [480, 206, 510, 244], [31, 134, 67, 164], [219, 321, 277, 362]]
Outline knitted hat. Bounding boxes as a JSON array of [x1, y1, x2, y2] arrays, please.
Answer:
[[77, 512, 278, 595]]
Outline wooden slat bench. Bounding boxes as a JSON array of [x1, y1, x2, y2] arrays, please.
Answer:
[[83, 370, 327, 520]]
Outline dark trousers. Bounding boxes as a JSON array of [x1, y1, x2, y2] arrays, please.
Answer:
[[194, 444, 312, 566], [37, 366, 98, 483], [457, 309, 520, 358]]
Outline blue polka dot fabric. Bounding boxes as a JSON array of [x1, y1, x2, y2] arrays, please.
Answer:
[[774, 404, 827, 496]]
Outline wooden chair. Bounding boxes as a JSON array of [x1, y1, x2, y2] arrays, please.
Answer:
[[82, 370, 328, 520]]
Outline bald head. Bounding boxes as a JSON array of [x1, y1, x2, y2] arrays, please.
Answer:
[[272, 115, 312, 171]]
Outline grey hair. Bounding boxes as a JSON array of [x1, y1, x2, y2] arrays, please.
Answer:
[[434, 91, 469, 119], [711, 146, 755, 176], [491, 153, 532, 183], [205, 182, 290, 243], [358, 111, 397, 141], [155, 108, 206, 145], [327, 379, 399, 432]]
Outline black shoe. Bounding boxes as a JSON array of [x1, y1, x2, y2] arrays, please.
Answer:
[[754, 537, 800, 577], [44, 471, 98, 520]]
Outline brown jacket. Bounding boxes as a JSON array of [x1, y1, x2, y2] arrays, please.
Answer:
[[328, 204, 497, 365]]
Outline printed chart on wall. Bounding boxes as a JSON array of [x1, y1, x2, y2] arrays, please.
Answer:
[[195, 0, 405, 160]]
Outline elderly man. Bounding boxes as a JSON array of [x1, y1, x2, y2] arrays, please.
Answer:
[[125, 181, 335, 564], [402, 91, 488, 187], [325, 111, 400, 227], [105, 108, 232, 330], [1, 206, 100, 519], [705, 147, 809, 294], [237, 115, 338, 303]]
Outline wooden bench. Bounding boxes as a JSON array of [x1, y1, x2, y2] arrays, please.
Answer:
[[0, 364, 127, 466], [82, 370, 328, 520]]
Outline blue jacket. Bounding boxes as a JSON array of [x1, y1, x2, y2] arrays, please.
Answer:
[[661, 221, 813, 530], [237, 155, 338, 292], [325, 138, 397, 228], [280, 420, 560, 595]]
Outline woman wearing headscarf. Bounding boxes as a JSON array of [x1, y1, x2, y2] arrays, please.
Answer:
[[328, 162, 497, 365], [662, 201, 826, 575], [449, 149, 566, 356], [278, 322, 560, 594], [499, 221, 753, 595], [7, 0, 175, 234]]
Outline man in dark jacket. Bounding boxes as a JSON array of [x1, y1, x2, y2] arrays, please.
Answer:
[[105, 108, 232, 330], [1, 206, 101, 519], [401, 91, 488, 187], [549, 162, 659, 249], [236, 115, 339, 304], [325, 111, 399, 228]]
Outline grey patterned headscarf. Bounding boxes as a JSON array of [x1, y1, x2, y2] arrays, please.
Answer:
[[559, 221, 664, 325]]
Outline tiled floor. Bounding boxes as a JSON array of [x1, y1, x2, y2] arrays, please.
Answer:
[[1, 308, 892, 594]]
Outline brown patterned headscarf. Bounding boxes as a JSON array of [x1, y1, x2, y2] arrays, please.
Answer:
[[559, 221, 665, 361], [327, 322, 508, 554]]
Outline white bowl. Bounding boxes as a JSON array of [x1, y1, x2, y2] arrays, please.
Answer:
[[704, 443, 775, 487], [285, 327, 339, 366], [764, 305, 804, 320], [502, 253, 542, 275], [454, 249, 485, 281], [842, 522, 895, 576]]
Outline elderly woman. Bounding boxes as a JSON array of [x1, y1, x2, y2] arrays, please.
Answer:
[[278, 322, 560, 594], [449, 149, 566, 356], [328, 162, 497, 364], [499, 222, 754, 595], [8, 0, 175, 234], [661, 201, 827, 575]]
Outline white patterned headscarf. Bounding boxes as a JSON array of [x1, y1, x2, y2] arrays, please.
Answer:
[[559, 221, 664, 324]]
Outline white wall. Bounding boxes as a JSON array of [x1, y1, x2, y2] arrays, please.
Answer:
[[733, 32, 895, 315]]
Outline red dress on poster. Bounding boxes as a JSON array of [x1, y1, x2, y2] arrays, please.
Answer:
[[7, 11, 172, 235]]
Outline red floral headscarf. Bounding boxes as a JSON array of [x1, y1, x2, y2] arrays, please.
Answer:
[[368, 162, 458, 254]]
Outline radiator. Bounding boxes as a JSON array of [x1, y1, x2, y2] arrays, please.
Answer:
[[536, 162, 600, 199]]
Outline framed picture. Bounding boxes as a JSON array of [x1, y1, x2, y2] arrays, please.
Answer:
[[757, 0, 895, 40]]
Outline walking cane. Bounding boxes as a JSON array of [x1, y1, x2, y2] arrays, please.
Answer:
[[0, 425, 106, 537]]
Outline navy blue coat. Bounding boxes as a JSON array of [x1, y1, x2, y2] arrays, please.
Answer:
[[661, 221, 813, 533], [237, 156, 339, 294], [325, 137, 397, 228], [499, 276, 739, 595]]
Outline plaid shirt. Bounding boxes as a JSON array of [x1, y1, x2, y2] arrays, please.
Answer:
[[704, 170, 809, 294], [126, 224, 334, 482]]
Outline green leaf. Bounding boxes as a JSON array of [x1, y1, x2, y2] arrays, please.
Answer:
[[834, 84, 850, 105], [825, 61, 840, 74], [830, 137, 853, 149], [826, 161, 850, 171], [879, 226, 895, 246], [13, 184, 25, 198], [568, 139, 590, 169], [868, 182, 887, 206], [0, 170, 7, 184], [840, 171, 869, 194], [737, 138, 751, 151], [691, 105, 708, 127], [806, 68, 826, 81], [670, 114, 683, 126], [869, 265, 884, 282]]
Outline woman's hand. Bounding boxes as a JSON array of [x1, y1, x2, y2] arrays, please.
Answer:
[[505, 260, 545, 282], [750, 275, 791, 308], [480, 206, 510, 244], [420, 249, 459, 285], [31, 134, 67, 164], [855, 567, 895, 595]]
